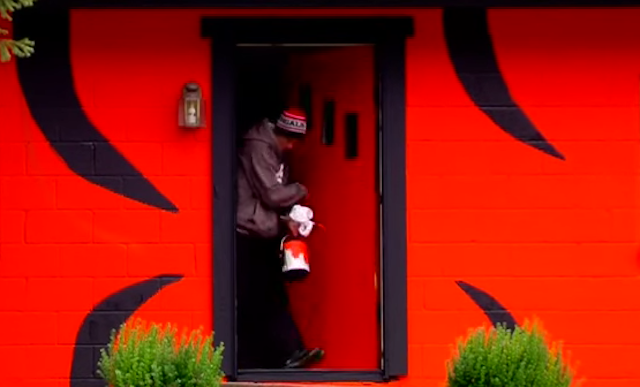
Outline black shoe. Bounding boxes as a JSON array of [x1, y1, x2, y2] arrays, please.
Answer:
[[284, 348, 325, 369]]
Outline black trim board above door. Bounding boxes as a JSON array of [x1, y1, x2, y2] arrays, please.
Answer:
[[41, 0, 640, 8], [202, 17, 412, 382]]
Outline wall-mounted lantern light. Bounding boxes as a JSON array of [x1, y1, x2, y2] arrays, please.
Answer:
[[179, 82, 205, 129]]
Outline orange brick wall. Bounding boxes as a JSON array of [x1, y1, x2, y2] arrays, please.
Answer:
[[1, 6, 640, 387]]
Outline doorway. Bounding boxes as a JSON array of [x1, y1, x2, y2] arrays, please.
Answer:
[[235, 44, 380, 371], [203, 17, 413, 382]]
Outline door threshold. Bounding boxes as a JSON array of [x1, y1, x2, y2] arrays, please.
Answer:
[[227, 381, 386, 387], [234, 370, 385, 383], [226, 383, 356, 387]]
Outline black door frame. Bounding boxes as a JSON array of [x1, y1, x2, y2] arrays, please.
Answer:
[[202, 17, 413, 382]]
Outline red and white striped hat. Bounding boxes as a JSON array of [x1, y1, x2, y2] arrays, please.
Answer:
[[276, 109, 307, 135]]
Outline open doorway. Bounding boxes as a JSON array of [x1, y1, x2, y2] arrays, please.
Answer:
[[235, 44, 381, 372], [204, 17, 412, 382]]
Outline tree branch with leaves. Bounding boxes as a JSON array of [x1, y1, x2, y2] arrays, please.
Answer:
[[0, 0, 36, 62]]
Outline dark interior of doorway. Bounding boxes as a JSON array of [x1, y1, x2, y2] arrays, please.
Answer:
[[235, 47, 289, 141], [234, 45, 382, 376]]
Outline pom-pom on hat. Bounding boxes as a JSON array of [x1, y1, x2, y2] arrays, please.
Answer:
[[276, 108, 307, 135]]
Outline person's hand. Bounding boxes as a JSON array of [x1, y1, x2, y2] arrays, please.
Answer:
[[298, 184, 309, 202], [287, 218, 301, 237]]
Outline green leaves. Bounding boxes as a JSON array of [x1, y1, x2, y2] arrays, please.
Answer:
[[447, 321, 575, 387], [0, 0, 36, 62], [0, 36, 34, 61], [97, 319, 225, 387], [0, 0, 36, 20]]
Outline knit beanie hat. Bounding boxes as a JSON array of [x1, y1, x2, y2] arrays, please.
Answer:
[[276, 109, 307, 135]]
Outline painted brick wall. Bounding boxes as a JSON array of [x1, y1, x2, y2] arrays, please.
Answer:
[[0, 9, 214, 386], [2, 6, 640, 387], [405, 8, 640, 387]]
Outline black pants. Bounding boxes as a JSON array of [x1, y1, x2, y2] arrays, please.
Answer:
[[236, 232, 305, 369]]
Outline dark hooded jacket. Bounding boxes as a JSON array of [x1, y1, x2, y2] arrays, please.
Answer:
[[236, 119, 308, 239]]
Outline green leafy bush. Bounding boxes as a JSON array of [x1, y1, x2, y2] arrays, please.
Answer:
[[447, 322, 575, 387], [0, 0, 36, 62], [97, 319, 224, 387]]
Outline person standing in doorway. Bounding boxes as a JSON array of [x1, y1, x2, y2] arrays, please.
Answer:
[[236, 109, 324, 369]]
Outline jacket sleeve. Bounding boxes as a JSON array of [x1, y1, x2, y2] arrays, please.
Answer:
[[245, 141, 308, 210]]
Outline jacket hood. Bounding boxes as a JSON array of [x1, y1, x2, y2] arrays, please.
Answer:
[[243, 119, 281, 157]]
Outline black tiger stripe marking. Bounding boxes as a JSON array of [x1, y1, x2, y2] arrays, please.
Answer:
[[14, 7, 178, 213], [456, 280, 518, 329], [443, 7, 565, 160], [70, 275, 183, 386]]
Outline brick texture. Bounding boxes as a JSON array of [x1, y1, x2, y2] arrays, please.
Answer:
[[403, 7, 640, 387], [3, 6, 640, 387], [26, 211, 93, 243]]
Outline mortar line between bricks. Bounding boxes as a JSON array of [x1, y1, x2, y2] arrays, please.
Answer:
[[22, 209, 28, 244]]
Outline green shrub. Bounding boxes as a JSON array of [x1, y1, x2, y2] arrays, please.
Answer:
[[97, 319, 224, 387], [447, 322, 574, 387]]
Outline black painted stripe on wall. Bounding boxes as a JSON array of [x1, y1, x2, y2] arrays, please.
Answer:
[[443, 7, 565, 160], [13, 7, 178, 213], [70, 275, 183, 387], [456, 280, 518, 329]]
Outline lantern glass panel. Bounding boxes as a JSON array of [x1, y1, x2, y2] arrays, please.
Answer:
[[179, 94, 205, 128]]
